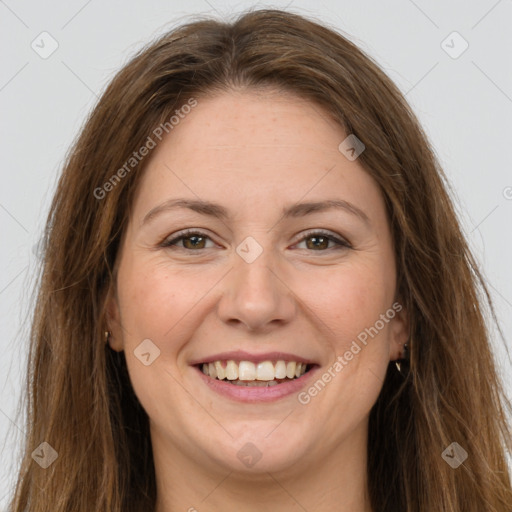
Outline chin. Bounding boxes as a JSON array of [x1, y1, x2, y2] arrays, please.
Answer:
[[203, 427, 311, 475]]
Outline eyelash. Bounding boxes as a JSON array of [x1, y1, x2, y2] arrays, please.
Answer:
[[160, 229, 352, 253]]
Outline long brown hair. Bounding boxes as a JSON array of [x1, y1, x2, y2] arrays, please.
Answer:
[[8, 8, 511, 511]]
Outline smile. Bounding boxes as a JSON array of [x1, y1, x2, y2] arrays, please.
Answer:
[[192, 352, 320, 402], [200, 360, 310, 386]]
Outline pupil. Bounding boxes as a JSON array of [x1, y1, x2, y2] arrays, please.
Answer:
[[185, 235, 204, 249], [307, 236, 328, 250]]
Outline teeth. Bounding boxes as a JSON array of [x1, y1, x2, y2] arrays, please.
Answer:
[[238, 361, 256, 380], [286, 361, 296, 379], [225, 360, 238, 380], [214, 361, 225, 380], [200, 359, 309, 382], [235, 380, 279, 387], [256, 361, 275, 380], [275, 360, 287, 379]]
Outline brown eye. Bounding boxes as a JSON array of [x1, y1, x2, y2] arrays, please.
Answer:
[[181, 235, 207, 249], [305, 235, 330, 250], [296, 231, 351, 251], [161, 231, 214, 250], [161, 230, 351, 253]]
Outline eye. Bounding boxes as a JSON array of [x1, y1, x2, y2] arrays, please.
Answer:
[[160, 230, 215, 250], [294, 230, 351, 251], [160, 229, 351, 252]]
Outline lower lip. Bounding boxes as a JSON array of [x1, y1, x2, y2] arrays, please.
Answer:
[[194, 365, 320, 403]]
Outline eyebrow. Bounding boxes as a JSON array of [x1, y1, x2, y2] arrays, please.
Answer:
[[141, 198, 370, 226]]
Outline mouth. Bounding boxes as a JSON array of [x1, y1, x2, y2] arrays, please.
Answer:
[[191, 353, 320, 402], [196, 360, 313, 387]]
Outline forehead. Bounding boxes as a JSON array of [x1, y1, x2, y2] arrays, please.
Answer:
[[131, 90, 385, 225]]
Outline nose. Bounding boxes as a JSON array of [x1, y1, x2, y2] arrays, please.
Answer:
[[216, 243, 296, 333]]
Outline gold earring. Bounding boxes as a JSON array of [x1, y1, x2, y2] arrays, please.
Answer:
[[395, 341, 409, 374], [104, 330, 111, 344]]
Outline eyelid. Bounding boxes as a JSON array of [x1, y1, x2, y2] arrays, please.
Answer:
[[161, 229, 218, 249], [292, 229, 352, 250]]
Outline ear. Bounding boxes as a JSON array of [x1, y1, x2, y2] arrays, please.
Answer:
[[104, 283, 125, 352], [388, 301, 409, 361]]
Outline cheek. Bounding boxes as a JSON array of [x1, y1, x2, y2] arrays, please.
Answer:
[[116, 256, 222, 395], [117, 256, 203, 342], [295, 259, 394, 350], [116, 259, 198, 420]]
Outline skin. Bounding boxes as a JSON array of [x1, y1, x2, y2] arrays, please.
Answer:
[[106, 89, 409, 512]]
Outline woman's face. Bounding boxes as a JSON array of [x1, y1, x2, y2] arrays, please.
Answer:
[[107, 90, 408, 476]]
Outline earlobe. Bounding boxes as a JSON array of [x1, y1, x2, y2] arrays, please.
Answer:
[[389, 303, 409, 361], [104, 284, 124, 352]]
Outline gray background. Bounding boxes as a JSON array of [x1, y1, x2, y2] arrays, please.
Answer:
[[1, 0, 511, 505]]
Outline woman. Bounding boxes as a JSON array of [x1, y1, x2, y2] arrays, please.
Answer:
[[8, 8, 511, 512]]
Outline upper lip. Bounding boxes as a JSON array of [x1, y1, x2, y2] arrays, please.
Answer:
[[189, 350, 318, 366]]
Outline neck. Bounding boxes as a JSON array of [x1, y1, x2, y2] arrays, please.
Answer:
[[152, 422, 372, 512]]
